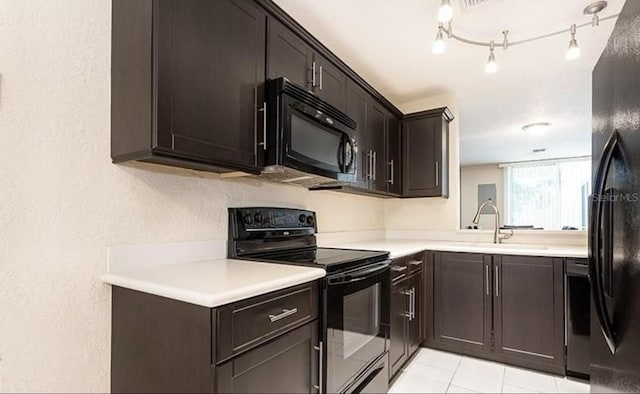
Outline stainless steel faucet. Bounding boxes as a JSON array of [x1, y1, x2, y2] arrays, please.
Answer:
[[472, 201, 513, 244]]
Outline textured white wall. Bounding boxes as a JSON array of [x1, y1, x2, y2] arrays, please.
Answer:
[[384, 94, 461, 231], [0, 1, 384, 391]]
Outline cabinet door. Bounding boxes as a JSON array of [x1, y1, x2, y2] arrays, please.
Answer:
[[367, 100, 388, 193], [155, 0, 265, 169], [493, 256, 565, 372], [434, 252, 492, 356], [407, 273, 423, 358], [314, 55, 347, 111], [216, 322, 319, 393], [345, 80, 369, 189], [402, 116, 448, 198], [386, 114, 401, 195], [267, 18, 313, 90], [389, 279, 408, 379]]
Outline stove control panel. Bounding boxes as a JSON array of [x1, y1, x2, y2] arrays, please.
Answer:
[[230, 207, 317, 231]]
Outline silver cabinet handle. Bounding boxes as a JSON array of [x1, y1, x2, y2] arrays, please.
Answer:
[[388, 160, 394, 185], [319, 65, 323, 90], [258, 102, 267, 150], [367, 150, 373, 180], [409, 260, 423, 266], [310, 61, 317, 88], [313, 342, 323, 392], [485, 265, 490, 296], [411, 288, 416, 320], [391, 265, 407, 272], [435, 161, 440, 187], [495, 266, 500, 297], [403, 289, 413, 321], [268, 308, 298, 323], [373, 151, 377, 181]]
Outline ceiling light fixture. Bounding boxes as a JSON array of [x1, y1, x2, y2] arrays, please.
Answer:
[[522, 122, 551, 133], [433, 26, 446, 54], [438, 0, 454, 23], [485, 41, 497, 73], [566, 24, 581, 60], [431, 1, 617, 72]]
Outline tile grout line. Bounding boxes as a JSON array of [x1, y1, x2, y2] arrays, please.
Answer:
[[444, 355, 463, 393]]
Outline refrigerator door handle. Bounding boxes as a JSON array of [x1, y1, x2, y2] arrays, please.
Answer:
[[589, 130, 619, 355]]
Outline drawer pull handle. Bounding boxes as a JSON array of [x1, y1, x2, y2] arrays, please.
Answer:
[[269, 308, 298, 323], [409, 260, 423, 266], [391, 266, 407, 272]]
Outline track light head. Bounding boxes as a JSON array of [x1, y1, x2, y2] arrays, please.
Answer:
[[433, 28, 446, 54], [566, 24, 581, 60], [438, 0, 453, 23], [485, 41, 497, 73]]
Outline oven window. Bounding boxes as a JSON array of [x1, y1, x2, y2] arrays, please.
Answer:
[[290, 113, 341, 171], [343, 283, 380, 359]]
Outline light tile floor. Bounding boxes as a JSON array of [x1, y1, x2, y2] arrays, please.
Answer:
[[390, 348, 590, 393]]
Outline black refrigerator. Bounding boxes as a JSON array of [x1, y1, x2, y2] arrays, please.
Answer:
[[590, 0, 640, 392]]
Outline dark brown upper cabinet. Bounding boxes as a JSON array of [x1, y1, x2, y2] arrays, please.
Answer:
[[386, 113, 402, 196], [267, 20, 346, 112], [111, 0, 267, 174], [367, 99, 388, 194], [401, 108, 453, 198], [345, 79, 370, 190], [343, 80, 393, 196], [267, 18, 314, 90], [313, 54, 347, 112]]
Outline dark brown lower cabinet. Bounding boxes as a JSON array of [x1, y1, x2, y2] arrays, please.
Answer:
[[493, 255, 565, 373], [389, 273, 408, 377], [216, 322, 318, 393], [433, 252, 493, 356], [389, 253, 425, 380], [111, 281, 320, 393], [428, 252, 565, 375]]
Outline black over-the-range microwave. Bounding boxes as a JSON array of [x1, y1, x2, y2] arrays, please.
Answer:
[[260, 78, 358, 187]]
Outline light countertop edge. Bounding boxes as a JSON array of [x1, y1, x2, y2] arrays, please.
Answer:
[[320, 240, 588, 259], [102, 259, 326, 308]]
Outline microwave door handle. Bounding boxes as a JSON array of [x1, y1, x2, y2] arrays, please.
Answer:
[[343, 136, 355, 172], [589, 130, 619, 354]]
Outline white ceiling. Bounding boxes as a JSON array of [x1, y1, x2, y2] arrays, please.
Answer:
[[273, 0, 625, 165]]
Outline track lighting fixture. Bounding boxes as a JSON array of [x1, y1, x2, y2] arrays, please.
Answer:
[[566, 24, 581, 60], [438, 0, 453, 23], [431, 1, 616, 72], [485, 41, 497, 74], [432, 26, 446, 54]]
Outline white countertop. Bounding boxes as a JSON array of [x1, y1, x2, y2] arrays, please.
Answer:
[[321, 239, 588, 259], [102, 259, 326, 308]]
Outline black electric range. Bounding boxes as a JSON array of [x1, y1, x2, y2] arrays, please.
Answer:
[[228, 207, 390, 394]]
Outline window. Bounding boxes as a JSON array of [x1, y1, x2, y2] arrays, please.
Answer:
[[504, 158, 591, 230]]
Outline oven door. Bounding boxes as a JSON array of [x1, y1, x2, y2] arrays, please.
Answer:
[[325, 261, 390, 393], [281, 95, 356, 181]]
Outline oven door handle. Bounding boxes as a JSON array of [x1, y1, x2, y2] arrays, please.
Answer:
[[327, 261, 390, 285]]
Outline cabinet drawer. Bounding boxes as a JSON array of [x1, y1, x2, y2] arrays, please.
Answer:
[[406, 252, 425, 275], [391, 257, 408, 283], [216, 281, 319, 361]]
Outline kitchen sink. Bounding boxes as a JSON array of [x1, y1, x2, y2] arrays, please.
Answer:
[[447, 243, 549, 250]]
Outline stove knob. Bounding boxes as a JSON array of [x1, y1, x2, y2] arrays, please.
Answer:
[[254, 212, 264, 224], [299, 214, 306, 223], [306, 216, 315, 226], [243, 213, 253, 225]]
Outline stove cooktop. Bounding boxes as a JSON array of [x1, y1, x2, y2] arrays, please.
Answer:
[[245, 247, 390, 274]]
